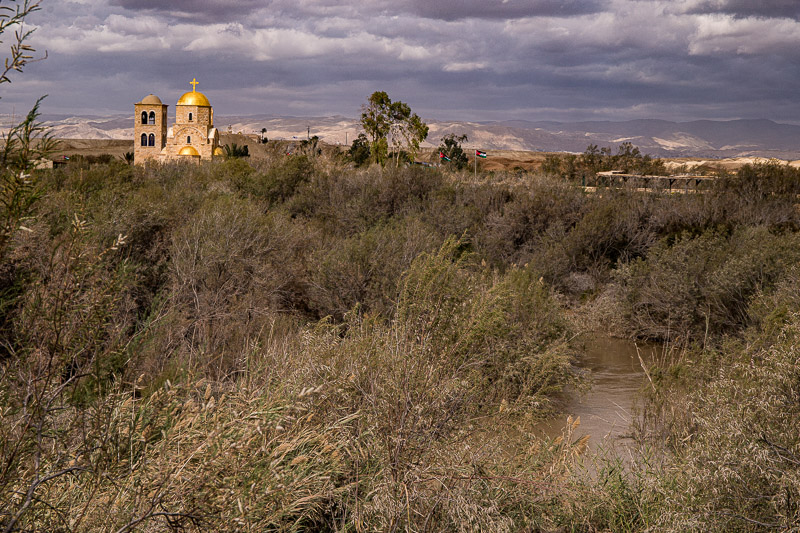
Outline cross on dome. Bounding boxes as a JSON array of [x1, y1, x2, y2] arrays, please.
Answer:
[[190, 78, 199, 92]]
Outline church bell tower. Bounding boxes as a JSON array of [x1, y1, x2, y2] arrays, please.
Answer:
[[133, 94, 167, 164]]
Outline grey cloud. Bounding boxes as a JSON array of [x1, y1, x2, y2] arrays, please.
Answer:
[[13, 0, 800, 126], [402, 0, 608, 20], [109, 0, 269, 21], [112, 0, 607, 24], [689, 0, 800, 20]]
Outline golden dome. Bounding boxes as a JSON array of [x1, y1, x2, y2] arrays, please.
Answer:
[[177, 91, 211, 107], [138, 94, 163, 105], [213, 146, 225, 157], [178, 146, 200, 156]]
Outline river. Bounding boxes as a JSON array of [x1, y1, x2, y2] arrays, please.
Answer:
[[536, 335, 661, 453]]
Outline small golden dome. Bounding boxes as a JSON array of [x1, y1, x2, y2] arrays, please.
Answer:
[[179, 146, 200, 156], [177, 91, 211, 107], [138, 94, 163, 105], [213, 146, 225, 156]]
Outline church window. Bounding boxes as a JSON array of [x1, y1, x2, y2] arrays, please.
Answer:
[[188, 112, 193, 121], [141, 111, 147, 125], [148, 111, 156, 125], [148, 133, 155, 146], [141, 133, 147, 146], [187, 136, 191, 144]]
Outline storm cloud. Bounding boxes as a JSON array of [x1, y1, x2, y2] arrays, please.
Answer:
[[688, 0, 800, 20], [5, 0, 800, 123]]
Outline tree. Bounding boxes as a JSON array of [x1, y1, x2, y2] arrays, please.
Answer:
[[223, 143, 249, 158], [360, 91, 428, 167], [260, 128, 268, 144], [360, 91, 392, 165], [391, 105, 428, 168], [348, 133, 371, 167], [300, 135, 321, 157], [437, 133, 469, 170]]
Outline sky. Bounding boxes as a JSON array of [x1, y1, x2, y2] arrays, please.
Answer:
[[2, 0, 800, 123]]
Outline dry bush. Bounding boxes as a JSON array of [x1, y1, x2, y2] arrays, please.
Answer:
[[166, 194, 305, 378], [0, 216, 134, 531], [274, 237, 578, 530], [20, 152, 800, 530], [290, 164, 446, 238], [616, 226, 800, 340], [0, 228, 589, 531], [305, 216, 440, 319], [651, 314, 800, 531], [474, 176, 585, 268]]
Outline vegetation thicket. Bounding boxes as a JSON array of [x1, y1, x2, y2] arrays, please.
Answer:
[[542, 142, 669, 184], [2, 136, 800, 529]]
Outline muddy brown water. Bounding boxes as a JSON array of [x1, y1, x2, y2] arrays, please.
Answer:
[[536, 335, 661, 452]]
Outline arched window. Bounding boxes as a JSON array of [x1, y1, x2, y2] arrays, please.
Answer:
[[141, 133, 147, 146], [148, 111, 156, 125], [188, 112, 193, 121], [187, 136, 191, 144], [148, 133, 155, 147], [141, 111, 147, 125]]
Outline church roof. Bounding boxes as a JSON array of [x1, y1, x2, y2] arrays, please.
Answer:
[[138, 94, 163, 105], [178, 146, 200, 156], [177, 91, 211, 107]]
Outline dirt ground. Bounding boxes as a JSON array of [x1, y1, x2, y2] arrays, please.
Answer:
[[51, 138, 797, 174]]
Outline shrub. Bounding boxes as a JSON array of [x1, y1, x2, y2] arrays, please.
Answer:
[[616, 226, 800, 340], [166, 195, 304, 377], [305, 216, 440, 319], [652, 314, 800, 531]]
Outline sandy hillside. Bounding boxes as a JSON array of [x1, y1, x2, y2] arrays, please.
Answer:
[[48, 138, 796, 174]]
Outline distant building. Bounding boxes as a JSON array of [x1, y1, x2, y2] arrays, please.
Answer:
[[134, 78, 223, 164]]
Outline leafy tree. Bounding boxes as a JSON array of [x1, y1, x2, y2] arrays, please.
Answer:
[[360, 91, 428, 167], [348, 133, 371, 167], [388, 101, 428, 167], [223, 143, 250, 158], [437, 133, 469, 170], [360, 91, 392, 165]]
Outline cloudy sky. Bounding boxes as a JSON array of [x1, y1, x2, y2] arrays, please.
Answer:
[[3, 0, 800, 123]]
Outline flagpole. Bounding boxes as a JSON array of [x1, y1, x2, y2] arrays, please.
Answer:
[[474, 150, 477, 178]]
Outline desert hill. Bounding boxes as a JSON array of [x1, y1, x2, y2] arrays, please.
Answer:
[[10, 113, 800, 160]]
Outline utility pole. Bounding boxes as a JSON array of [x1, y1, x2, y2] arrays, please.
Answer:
[[307, 125, 310, 140]]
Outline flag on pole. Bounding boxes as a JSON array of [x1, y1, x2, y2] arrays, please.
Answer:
[[476, 150, 487, 158], [439, 151, 451, 162]]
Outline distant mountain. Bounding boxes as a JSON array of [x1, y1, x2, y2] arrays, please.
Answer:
[[6, 114, 799, 159]]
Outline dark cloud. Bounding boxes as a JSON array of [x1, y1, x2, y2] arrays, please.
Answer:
[[403, 0, 607, 21], [109, 0, 268, 21], [112, 0, 607, 24], [11, 0, 800, 125], [689, 0, 800, 20]]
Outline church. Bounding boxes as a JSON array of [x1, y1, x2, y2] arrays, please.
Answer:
[[133, 79, 223, 164]]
